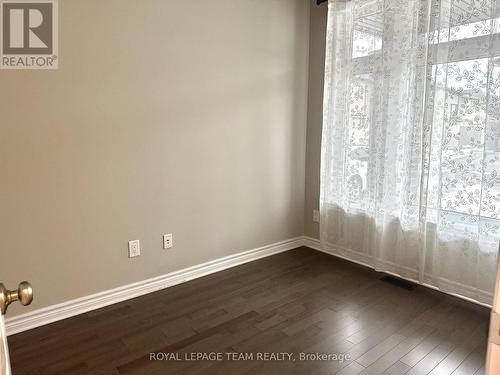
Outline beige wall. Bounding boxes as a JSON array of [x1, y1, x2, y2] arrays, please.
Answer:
[[304, 2, 327, 239], [0, 0, 310, 316]]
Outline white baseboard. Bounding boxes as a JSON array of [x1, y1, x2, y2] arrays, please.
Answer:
[[302, 236, 492, 308], [302, 236, 322, 251], [5, 235, 489, 335], [303, 236, 376, 270], [6, 237, 303, 336]]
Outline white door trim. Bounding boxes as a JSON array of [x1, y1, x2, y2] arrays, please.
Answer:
[[0, 316, 11, 375]]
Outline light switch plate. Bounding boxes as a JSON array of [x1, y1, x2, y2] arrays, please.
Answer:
[[313, 210, 320, 223], [128, 240, 141, 258]]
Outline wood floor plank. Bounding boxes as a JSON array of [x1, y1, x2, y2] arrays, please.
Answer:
[[428, 323, 488, 375], [383, 361, 411, 375], [336, 361, 366, 375], [405, 313, 483, 375], [358, 325, 435, 374], [6, 247, 490, 375], [451, 342, 487, 375]]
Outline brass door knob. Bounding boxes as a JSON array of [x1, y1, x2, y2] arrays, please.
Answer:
[[0, 281, 33, 315]]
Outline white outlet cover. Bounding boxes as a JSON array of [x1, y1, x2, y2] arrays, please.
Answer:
[[313, 210, 320, 223], [163, 234, 173, 249], [128, 240, 141, 258]]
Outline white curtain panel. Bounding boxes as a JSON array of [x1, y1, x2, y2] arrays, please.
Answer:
[[321, 0, 500, 304]]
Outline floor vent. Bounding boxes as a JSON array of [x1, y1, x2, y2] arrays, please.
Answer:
[[380, 275, 417, 290]]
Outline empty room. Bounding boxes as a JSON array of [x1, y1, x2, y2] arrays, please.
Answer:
[[1, 0, 500, 374]]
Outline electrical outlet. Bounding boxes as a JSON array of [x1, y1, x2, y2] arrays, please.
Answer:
[[313, 210, 320, 223], [163, 234, 173, 249], [128, 240, 141, 258]]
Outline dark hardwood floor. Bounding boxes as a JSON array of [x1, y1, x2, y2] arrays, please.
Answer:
[[8, 247, 490, 375]]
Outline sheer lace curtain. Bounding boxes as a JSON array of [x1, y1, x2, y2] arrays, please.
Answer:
[[321, 0, 500, 304]]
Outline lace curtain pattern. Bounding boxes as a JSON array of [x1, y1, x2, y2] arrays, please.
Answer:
[[321, 0, 500, 304]]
